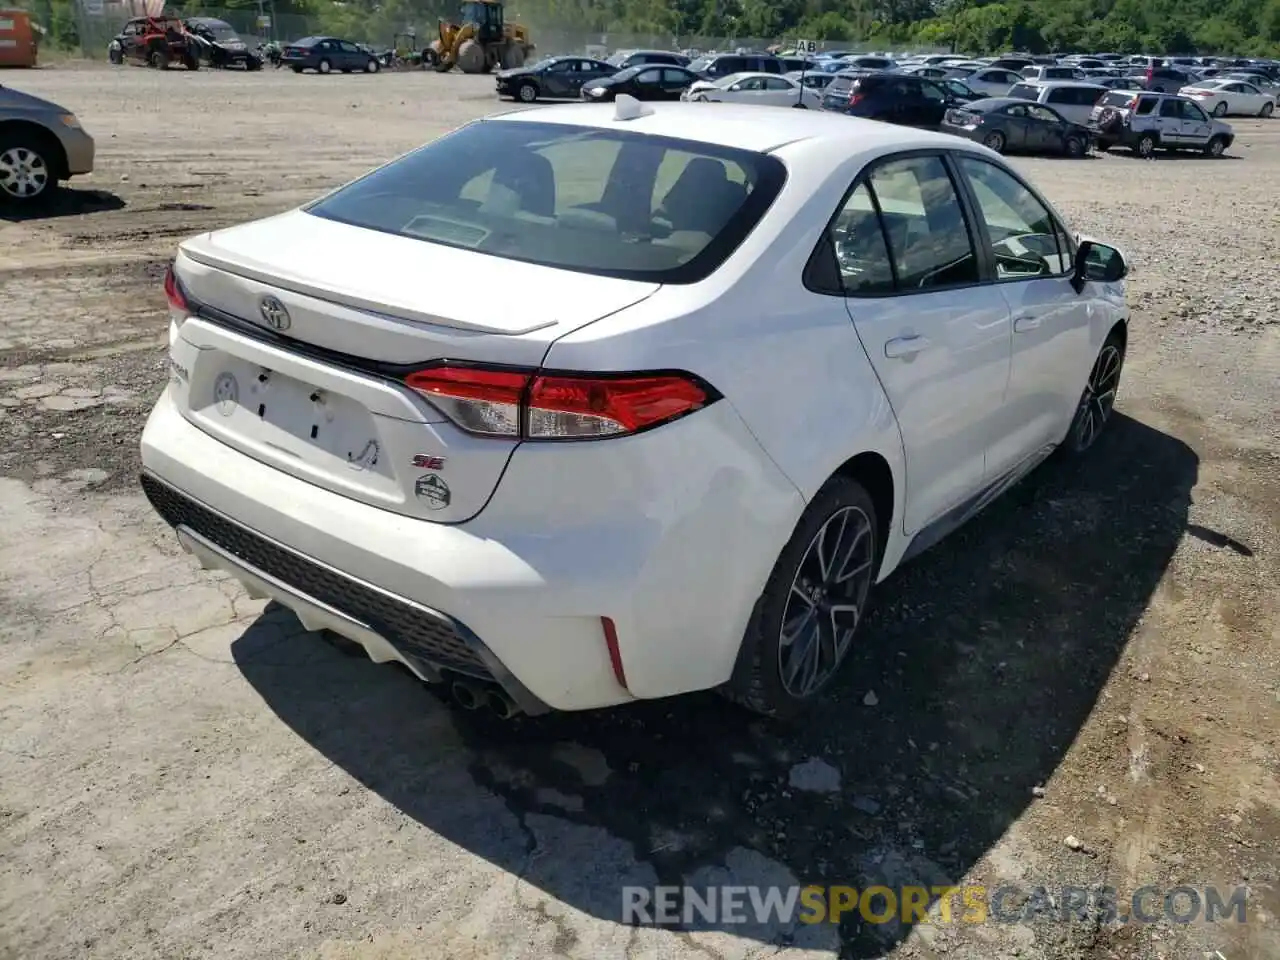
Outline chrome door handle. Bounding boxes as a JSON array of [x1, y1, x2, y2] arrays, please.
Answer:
[[1013, 314, 1042, 332], [884, 335, 929, 358]]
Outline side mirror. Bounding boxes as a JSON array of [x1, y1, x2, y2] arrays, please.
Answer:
[[1071, 240, 1128, 292]]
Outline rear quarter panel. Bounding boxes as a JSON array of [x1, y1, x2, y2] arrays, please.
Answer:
[[543, 140, 911, 576]]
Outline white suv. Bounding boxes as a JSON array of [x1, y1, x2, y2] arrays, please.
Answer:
[[141, 101, 1130, 718]]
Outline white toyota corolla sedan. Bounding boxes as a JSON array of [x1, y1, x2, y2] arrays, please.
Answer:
[[141, 97, 1130, 718]]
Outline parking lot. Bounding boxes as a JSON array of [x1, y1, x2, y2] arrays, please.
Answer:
[[2, 64, 1279, 960]]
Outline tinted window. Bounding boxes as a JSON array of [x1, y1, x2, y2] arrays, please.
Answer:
[[957, 157, 1070, 278], [1135, 97, 1157, 114], [634, 68, 661, 84], [867, 156, 978, 290], [660, 69, 690, 84], [1158, 98, 1180, 117], [307, 121, 785, 285], [714, 57, 746, 75], [1007, 83, 1039, 100], [1181, 101, 1208, 121]]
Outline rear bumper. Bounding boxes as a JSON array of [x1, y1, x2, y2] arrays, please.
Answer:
[[140, 386, 804, 711]]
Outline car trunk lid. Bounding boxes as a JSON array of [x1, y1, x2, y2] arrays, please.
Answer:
[[170, 211, 660, 523]]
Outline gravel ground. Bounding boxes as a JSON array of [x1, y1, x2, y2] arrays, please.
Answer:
[[2, 66, 1279, 960]]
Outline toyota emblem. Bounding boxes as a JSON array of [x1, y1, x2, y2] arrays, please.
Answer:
[[259, 296, 291, 331]]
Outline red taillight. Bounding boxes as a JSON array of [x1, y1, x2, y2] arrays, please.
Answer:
[[1145, 67, 1153, 82], [163, 264, 187, 311], [848, 91, 865, 106], [403, 364, 714, 440], [404, 366, 526, 436]]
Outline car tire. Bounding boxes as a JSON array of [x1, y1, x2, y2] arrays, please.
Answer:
[[108, 45, 123, 65], [1212, 101, 1228, 117], [318, 58, 332, 75], [1261, 102, 1274, 118], [1205, 135, 1227, 157], [516, 80, 537, 103], [290, 65, 302, 73], [366, 58, 379, 73], [1095, 140, 1112, 152], [1060, 330, 1125, 457], [721, 476, 880, 718], [149, 49, 167, 69], [1064, 135, 1085, 157], [0, 131, 58, 207], [184, 54, 199, 71], [982, 130, 1005, 152], [1133, 133, 1156, 157]]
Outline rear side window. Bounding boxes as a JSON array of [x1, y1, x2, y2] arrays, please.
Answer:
[[813, 155, 980, 296], [307, 120, 786, 285], [1099, 90, 1136, 107], [1007, 83, 1039, 100], [1135, 97, 1157, 114]]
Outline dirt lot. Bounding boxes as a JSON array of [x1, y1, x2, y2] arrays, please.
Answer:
[[2, 65, 1279, 960]]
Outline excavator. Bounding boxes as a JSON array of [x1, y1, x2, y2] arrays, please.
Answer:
[[428, 0, 534, 73]]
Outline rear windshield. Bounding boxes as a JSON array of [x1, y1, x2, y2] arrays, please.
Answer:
[[1099, 90, 1137, 107], [307, 120, 786, 284]]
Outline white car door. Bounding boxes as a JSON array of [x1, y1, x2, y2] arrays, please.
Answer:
[[834, 154, 1012, 533], [761, 75, 799, 106], [970, 69, 1012, 96], [1178, 98, 1214, 143], [1229, 82, 1265, 113], [953, 155, 1094, 474], [719, 75, 759, 103]]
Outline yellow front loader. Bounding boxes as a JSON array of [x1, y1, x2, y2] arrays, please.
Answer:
[[428, 0, 534, 74]]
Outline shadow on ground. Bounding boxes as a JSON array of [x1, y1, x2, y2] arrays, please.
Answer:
[[235, 413, 1198, 956], [0, 188, 124, 222]]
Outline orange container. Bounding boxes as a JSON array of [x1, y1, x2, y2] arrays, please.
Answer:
[[0, 9, 38, 68]]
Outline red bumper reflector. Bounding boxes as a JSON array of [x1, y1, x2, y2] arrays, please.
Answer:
[[601, 617, 628, 690]]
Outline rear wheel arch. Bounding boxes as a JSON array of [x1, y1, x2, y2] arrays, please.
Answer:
[[0, 120, 69, 179], [830, 451, 895, 578]]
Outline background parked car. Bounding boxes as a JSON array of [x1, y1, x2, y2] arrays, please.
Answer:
[[0, 9, 38, 67], [941, 98, 1092, 156], [581, 64, 698, 101], [686, 52, 783, 79], [280, 36, 381, 74], [1135, 65, 1197, 92], [496, 56, 615, 102], [683, 71, 823, 108], [1006, 81, 1108, 124], [938, 78, 985, 102], [786, 70, 836, 92], [0, 84, 94, 206], [1097, 76, 1145, 90], [107, 16, 198, 70], [1179, 78, 1275, 117], [965, 67, 1026, 97], [1090, 91, 1233, 156], [183, 17, 262, 70], [822, 71, 957, 128], [606, 49, 688, 69]]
